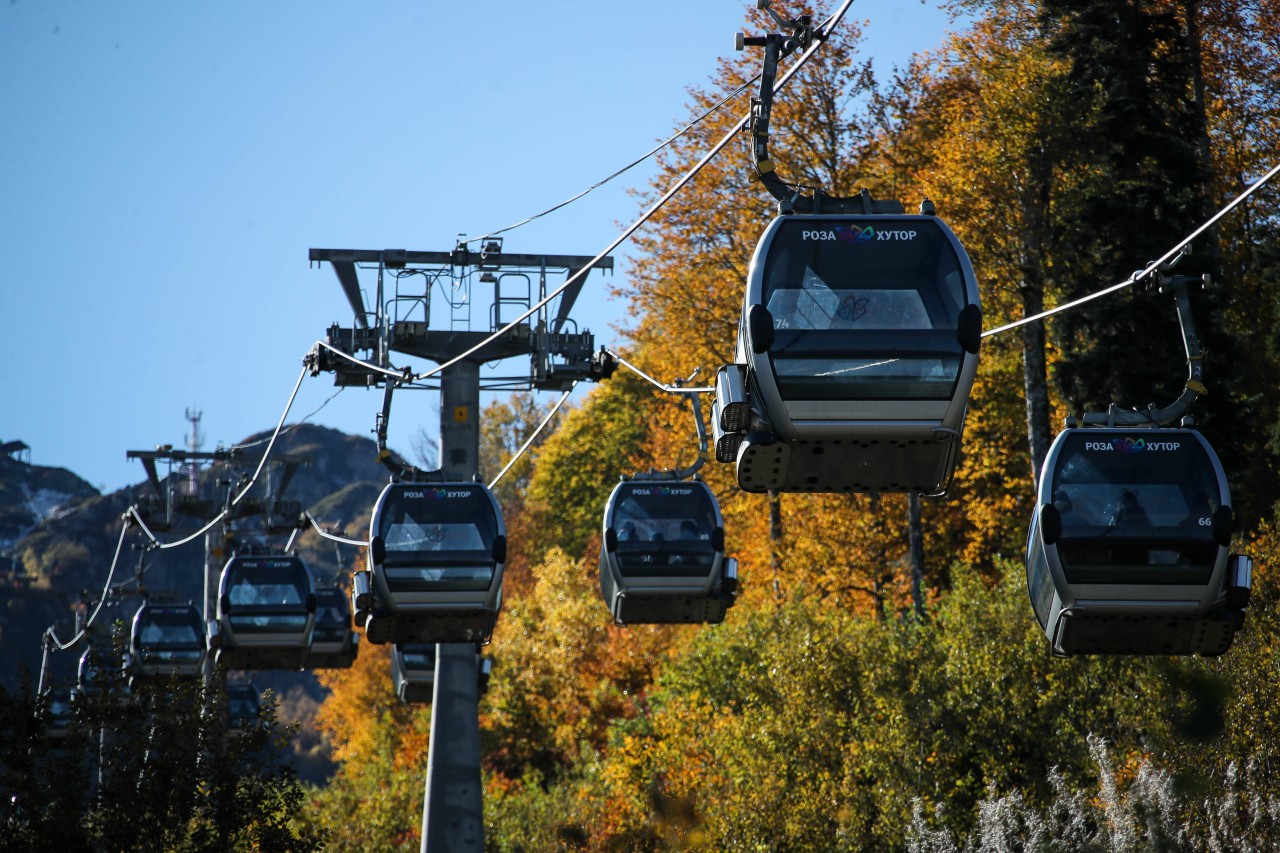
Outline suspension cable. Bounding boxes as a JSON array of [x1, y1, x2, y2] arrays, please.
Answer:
[[44, 520, 133, 654], [611, 352, 715, 394], [232, 385, 345, 451], [983, 160, 1280, 338], [315, 339, 412, 382], [130, 364, 311, 551], [488, 386, 575, 489], [469, 74, 762, 244], [412, 0, 854, 385], [303, 511, 367, 547], [229, 365, 308, 509], [127, 503, 225, 551]]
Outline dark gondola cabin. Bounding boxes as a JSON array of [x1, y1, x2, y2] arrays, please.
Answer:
[[214, 554, 317, 671], [77, 646, 104, 695], [718, 214, 981, 494], [303, 585, 359, 670], [599, 479, 737, 625], [1026, 428, 1251, 656], [41, 687, 76, 742], [226, 680, 262, 736], [391, 643, 436, 704], [365, 482, 506, 645], [130, 602, 206, 680]]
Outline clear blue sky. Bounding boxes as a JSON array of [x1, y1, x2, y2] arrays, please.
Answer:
[[1, 0, 964, 495]]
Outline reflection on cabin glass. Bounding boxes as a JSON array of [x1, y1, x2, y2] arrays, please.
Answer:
[[378, 487, 499, 592], [760, 219, 966, 400], [1050, 433, 1221, 585], [614, 484, 717, 577]]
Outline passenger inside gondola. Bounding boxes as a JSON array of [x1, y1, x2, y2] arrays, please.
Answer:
[[613, 489, 716, 573]]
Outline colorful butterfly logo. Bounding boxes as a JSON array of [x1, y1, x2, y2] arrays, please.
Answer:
[[834, 225, 876, 243]]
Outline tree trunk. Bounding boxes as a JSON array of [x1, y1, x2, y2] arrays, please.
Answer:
[[769, 490, 783, 601], [1020, 151, 1054, 486], [908, 493, 925, 619]]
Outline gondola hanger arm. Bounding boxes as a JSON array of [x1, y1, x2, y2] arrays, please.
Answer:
[[624, 368, 709, 482], [738, 1, 905, 215], [1076, 250, 1210, 429]]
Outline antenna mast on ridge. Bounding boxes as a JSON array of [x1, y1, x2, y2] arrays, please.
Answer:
[[184, 408, 204, 497]]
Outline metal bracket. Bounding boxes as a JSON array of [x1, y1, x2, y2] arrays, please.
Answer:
[[1080, 250, 1210, 428], [737, 5, 904, 215]]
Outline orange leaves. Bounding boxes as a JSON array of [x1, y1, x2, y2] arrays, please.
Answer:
[[482, 548, 671, 778], [314, 641, 395, 767]]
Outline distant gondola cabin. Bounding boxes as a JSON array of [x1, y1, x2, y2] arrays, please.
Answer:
[[599, 479, 737, 625]]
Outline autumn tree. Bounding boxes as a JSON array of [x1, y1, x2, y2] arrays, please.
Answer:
[[1188, 0, 1280, 523], [303, 641, 430, 851], [616, 4, 961, 613], [0, 664, 319, 852], [872, 1, 1066, 494], [307, 2, 1280, 848]]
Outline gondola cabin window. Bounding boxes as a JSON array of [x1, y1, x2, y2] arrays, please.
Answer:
[[137, 613, 203, 665], [613, 485, 717, 577], [377, 487, 499, 592], [229, 581, 306, 606], [1051, 433, 1221, 585], [759, 219, 968, 401]]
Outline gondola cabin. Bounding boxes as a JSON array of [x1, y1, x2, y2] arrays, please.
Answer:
[[1026, 428, 1251, 656], [226, 680, 262, 736], [303, 585, 359, 670], [76, 645, 120, 698], [391, 643, 437, 704], [214, 554, 317, 671], [599, 479, 737, 625], [365, 482, 507, 645], [390, 644, 491, 703], [41, 687, 76, 742], [129, 602, 206, 680], [717, 213, 981, 494]]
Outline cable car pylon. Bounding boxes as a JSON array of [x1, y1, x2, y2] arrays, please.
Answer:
[[310, 242, 616, 853]]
